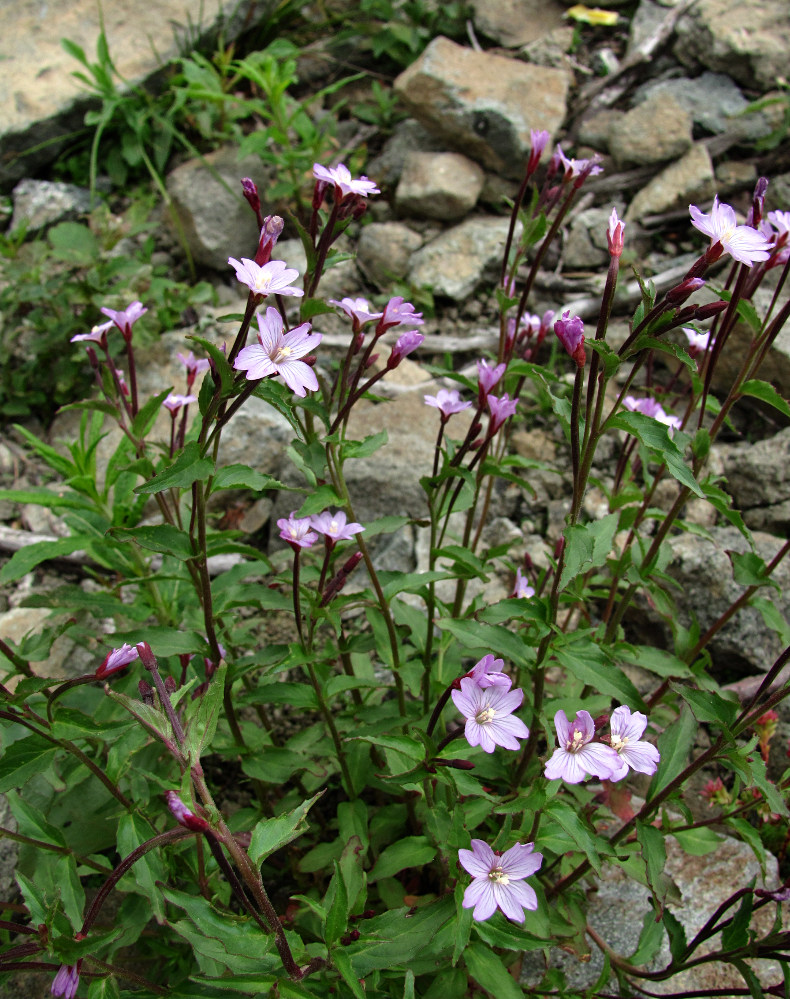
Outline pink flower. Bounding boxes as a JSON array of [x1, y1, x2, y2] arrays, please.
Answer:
[[100, 301, 147, 341], [178, 351, 210, 375], [313, 162, 380, 199], [487, 393, 518, 433], [233, 307, 322, 397], [623, 396, 682, 435], [451, 677, 529, 753], [554, 310, 586, 367], [458, 839, 542, 923], [689, 197, 772, 266], [477, 359, 506, 403], [227, 257, 304, 298], [607, 207, 625, 257], [544, 709, 620, 783], [607, 705, 660, 781], [71, 319, 114, 344], [424, 388, 472, 418], [466, 654, 512, 689], [513, 568, 535, 599], [310, 510, 364, 543], [767, 210, 790, 240], [378, 296, 424, 331], [554, 145, 603, 186], [528, 129, 550, 173], [51, 962, 81, 999], [682, 327, 711, 357], [163, 393, 197, 414], [388, 330, 424, 366], [277, 511, 318, 549], [328, 297, 383, 330], [95, 643, 140, 680]]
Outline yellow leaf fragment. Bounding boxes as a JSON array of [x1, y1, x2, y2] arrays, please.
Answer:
[[565, 4, 619, 26]]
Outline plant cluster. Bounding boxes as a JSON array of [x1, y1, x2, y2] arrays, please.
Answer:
[[0, 139, 790, 999]]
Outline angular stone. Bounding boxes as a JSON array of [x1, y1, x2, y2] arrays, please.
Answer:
[[166, 147, 264, 271], [674, 0, 790, 91], [408, 216, 517, 301], [626, 143, 715, 221], [609, 93, 693, 168], [394, 37, 571, 177], [717, 428, 790, 535], [395, 151, 484, 222], [10, 179, 92, 232], [357, 222, 423, 289], [366, 119, 445, 190], [470, 0, 565, 49], [563, 206, 617, 269]]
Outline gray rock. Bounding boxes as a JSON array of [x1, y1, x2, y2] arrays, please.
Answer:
[[470, 0, 565, 49], [577, 109, 624, 153], [408, 215, 518, 301], [166, 146, 265, 270], [674, 0, 790, 92], [357, 222, 423, 289], [10, 179, 92, 232], [393, 37, 571, 178], [366, 119, 446, 190], [626, 143, 715, 221], [0, 795, 18, 903], [718, 428, 790, 535], [0, 0, 253, 188], [520, 26, 576, 70], [395, 152, 484, 222], [609, 93, 693, 168], [660, 527, 790, 677], [564, 206, 619, 270]]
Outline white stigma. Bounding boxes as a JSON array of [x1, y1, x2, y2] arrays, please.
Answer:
[[488, 867, 510, 885], [475, 705, 496, 726]]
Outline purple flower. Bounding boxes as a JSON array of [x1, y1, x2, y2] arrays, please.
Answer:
[[328, 297, 383, 331], [255, 215, 285, 265], [689, 197, 772, 266], [458, 839, 543, 923], [101, 301, 147, 341], [451, 677, 529, 753], [767, 210, 790, 239], [71, 319, 114, 344], [424, 388, 472, 418], [554, 145, 603, 186], [682, 327, 711, 357], [313, 162, 380, 199], [607, 207, 625, 258], [233, 307, 322, 397], [554, 310, 586, 367], [623, 396, 681, 435], [310, 510, 364, 543], [277, 511, 318, 549], [477, 359, 506, 403], [165, 790, 210, 832], [388, 330, 424, 367], [607, 705, 660, 781], [378, 296, 424, 331], [163, 393, 197, 414], [227, 257, 304, 298], [513, 568, 535, 599], [95, 643, 139, 680], [178, 351, 210, 375], [466, 654, 511, 689], [51, 962, 80, 999], [487, 393, 518, 434], [528, 129, 550, 173], [544, 709, 620, 783]]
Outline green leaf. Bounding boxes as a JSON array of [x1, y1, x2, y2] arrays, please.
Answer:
[[332, 949, 366, 999], [295, 484, 343, 517], [670, 682, 738, 729], [346, 899, 453, 976], [647, 706, 697, 801], [732, 958, 764, 999], [0, 733, 58, 792], [464, 942, 524, 999], [341, 431, 388, 460], [134, 442, 214, 494], [55, 853, 85, 931], [729, 550, 777, 589], [609, 412, 703, 497], [739, 380, 790, 419], [210, 466, 284, 492], [131, 390, 171, 438], [49, 222, 98, 265], [6, 792, 67, 847], [184, 664, 227, 761], [721, 888, 754, 951], [325, 861, 349, 947], [248, 791, 324, 866], [109, 524, 195, 559], [559, 514, 619, 591], [0, 537, 92, 584], [663, 908, 688, 963], [368, 836, 436, 881], [544, 799, 613, 874], [672, 826, 723, 856], [725, 817, 768, 879], [636, 820, 668, 910], [554, 641, 647, 711], [437, 617, 532, 668], [628, 909, 665, 966]]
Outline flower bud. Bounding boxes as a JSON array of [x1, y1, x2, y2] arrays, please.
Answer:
[[666, 277, 705, 306], [694, 300, 729, 321], [136, 641, 157, 671], [138, 679, 154, 706], [241, 177, 262, 226], [165, 790, 210, 832], [255, 215, 285, 266]]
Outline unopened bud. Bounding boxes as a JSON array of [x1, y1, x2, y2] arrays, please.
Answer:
[[241, 178, 262, 227], [747, 176, 769, 228], [138, 679, 154, 706], [695, 300, 729, 321], [320, 551, 364, 606], [431, 758, 476, 770], [165, 790, 210, 832], [136, 641, 157, 671], [255, 215, 284, 266], [164, 675, 177, 694], [666, 277, 705, 306], [553, 536, 565, 561]]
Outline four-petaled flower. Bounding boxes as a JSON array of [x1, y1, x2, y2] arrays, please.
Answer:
[[513, 567, 535, 599], [71, 319, 114, 344], [101, 301, 147, 341], [378, 296, 424, 331], [466, 654, 511, 689], [487, 393, 518, 434], [51, 962, 81, 999], [329, 297, 383, 331], [310, 510, 364, 544], [554, 145, 603, 186], [277, 511, 318, 549], [458, 839, 543, 923], [163, 393, 197, 414], [477, 359, 506, 402], [388, 330, 424, 367], [234, 307, 322, 397], [313, 162, 380, 199], [544, 709, 620, 783], [451, 677, 529, 753], [682, 327, 711, 357], [178, 351, 210, 376], [689, 196, 772, 266], [95, 643, 140, 680], [607, 705, 660, 781], [228, 258, 304, 298], [424, 388, 472, 418], [623, 395, 681, 435], [554, 310, 586, 367]]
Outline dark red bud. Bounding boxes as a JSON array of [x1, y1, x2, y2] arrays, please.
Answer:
[[666, 277, 706, 305], [164, 675, 177, 694], [695, 300, 729, 320], [136, 641, 156, 671], [138, 679, 154, 706], [432, 758, 475, 770]]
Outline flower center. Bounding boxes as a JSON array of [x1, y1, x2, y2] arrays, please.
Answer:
[[329, 520, 339, 534], [566, 728, 585, 753], [488, 867, 510, 885], [254, 275, 271, 294], [271, 345, 292, 364], [475, 706, 496, 726], [611, 734, 627, 753]]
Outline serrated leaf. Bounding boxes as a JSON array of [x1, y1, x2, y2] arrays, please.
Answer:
[[559, 513, 619, 591], [739, 379, 790, 418], [0, 734, 58, 792], [210, 466, 285, 492], [109, 524, 195, 559], [609, 412, 703, 497], [544, 798, 614, 874], [248, 791, 323, 866], [134, 442, 214, 494], [648, 707, 697, 801], [0, 537, 92, 584]]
